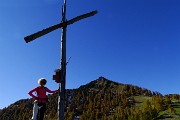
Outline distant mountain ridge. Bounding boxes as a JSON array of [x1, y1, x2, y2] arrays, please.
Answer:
[[0, 76, 180, 120]]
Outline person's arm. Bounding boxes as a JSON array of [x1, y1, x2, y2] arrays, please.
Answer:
[[46, 87, 58, 93], [28, 88, 37, 99]]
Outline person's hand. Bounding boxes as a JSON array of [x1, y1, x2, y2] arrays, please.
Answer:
[[56, 88, 60, 93]]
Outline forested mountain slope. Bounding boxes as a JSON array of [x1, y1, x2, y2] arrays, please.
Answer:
[[0, 77, 180, 120]]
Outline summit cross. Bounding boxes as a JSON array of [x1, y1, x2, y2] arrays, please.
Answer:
[[24, 0, 97, 120]]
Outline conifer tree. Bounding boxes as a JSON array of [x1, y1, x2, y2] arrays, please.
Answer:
[[143, 100, 152, 120]]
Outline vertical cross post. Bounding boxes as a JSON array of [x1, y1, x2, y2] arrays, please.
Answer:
[[58, 0, 66, 119]]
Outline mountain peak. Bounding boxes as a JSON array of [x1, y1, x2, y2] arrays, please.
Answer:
[[78, 76, 122, 93]]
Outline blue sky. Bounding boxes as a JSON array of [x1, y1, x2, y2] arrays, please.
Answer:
[[0, 0, 180, 109]]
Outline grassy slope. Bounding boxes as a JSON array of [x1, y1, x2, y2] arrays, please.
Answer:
[[134, 95, 152, 108], [134, 96, 180, 120], [159, 100, 180, 120]]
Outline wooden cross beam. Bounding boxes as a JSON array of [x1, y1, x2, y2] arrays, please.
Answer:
[[24, 10, 97, 43], [24, 0, 97, 120]]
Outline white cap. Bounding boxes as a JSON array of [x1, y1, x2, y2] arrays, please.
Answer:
[[38, 78, 47, 85]]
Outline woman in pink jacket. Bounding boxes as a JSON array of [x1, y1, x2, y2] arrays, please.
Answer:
[[28, 78, 58, 120]]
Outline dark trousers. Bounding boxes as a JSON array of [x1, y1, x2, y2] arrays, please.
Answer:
[[37, 103, 46, 120]]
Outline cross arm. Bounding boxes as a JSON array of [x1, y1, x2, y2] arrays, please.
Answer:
[[24, 23, 63, 43], [24, 10, 98, 43], [66, 10, 97, 26]]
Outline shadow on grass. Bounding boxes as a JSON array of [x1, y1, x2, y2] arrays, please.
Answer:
[[135, 101, 143, 103], [157, 114, 173, 119], [172, 104, 180, 108]]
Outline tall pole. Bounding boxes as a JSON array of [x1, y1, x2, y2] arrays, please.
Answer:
[[58, 0, 66, 119]]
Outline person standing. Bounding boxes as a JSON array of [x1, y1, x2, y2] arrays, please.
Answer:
[[28, 78, 58, 120]]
